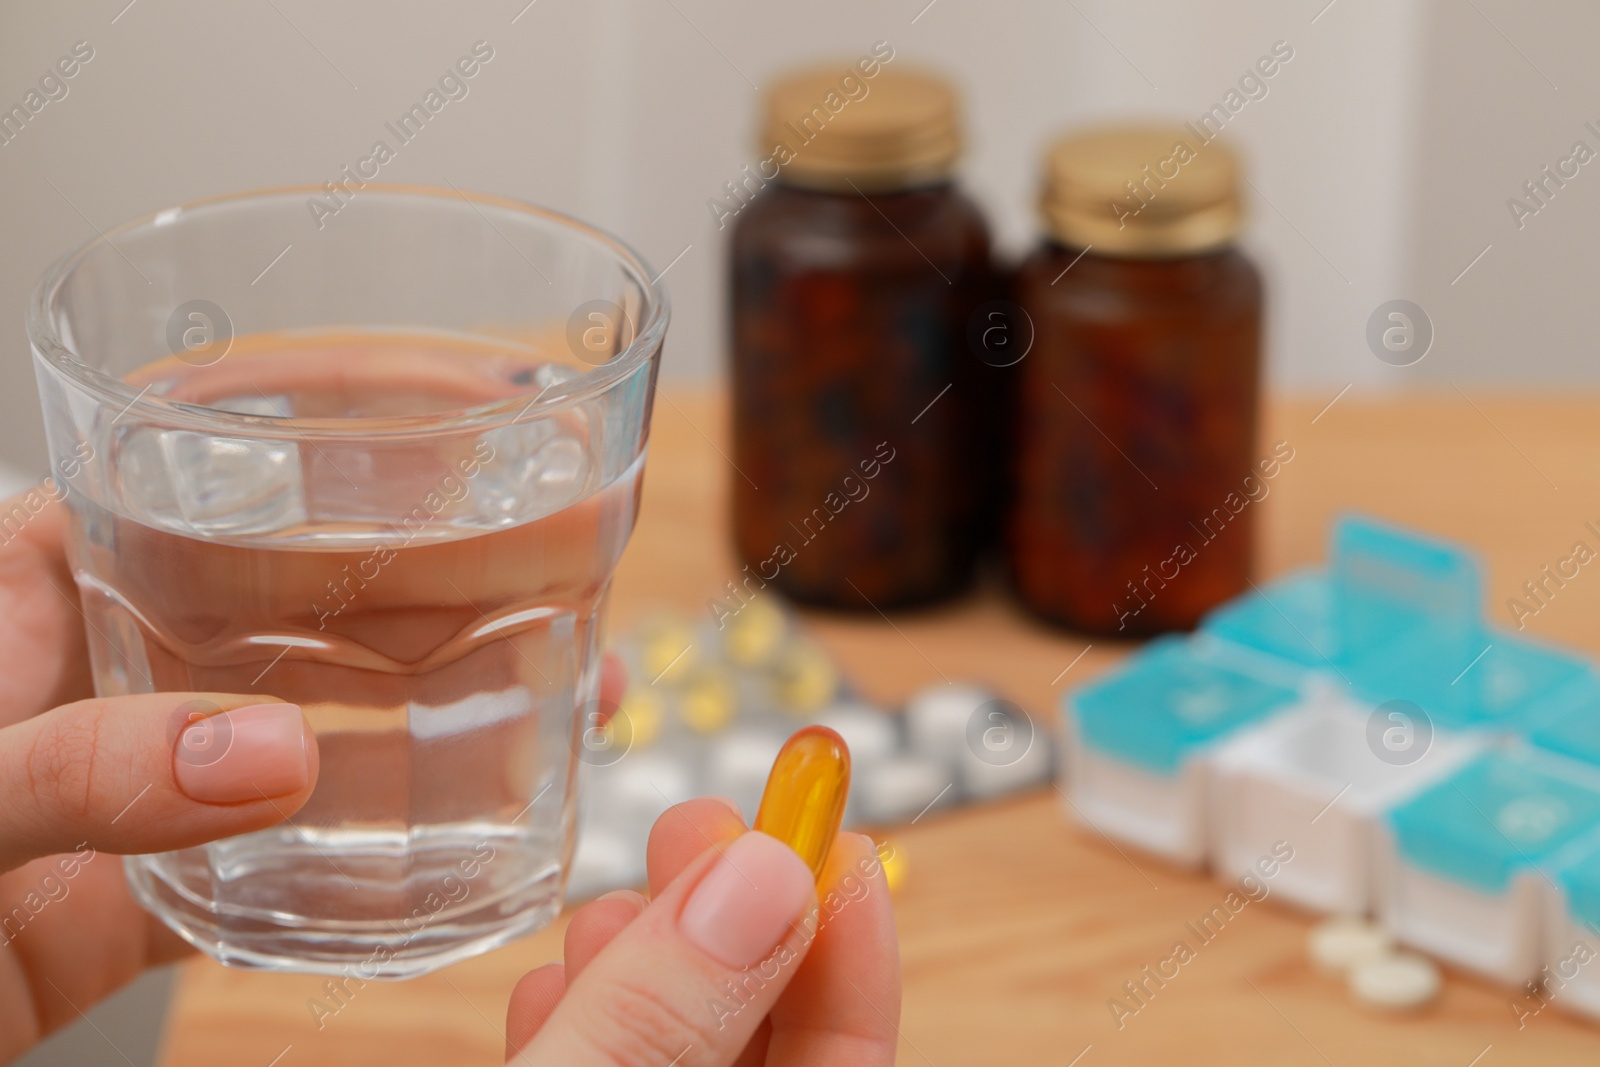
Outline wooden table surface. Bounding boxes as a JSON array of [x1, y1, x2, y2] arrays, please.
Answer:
[[158, 389, 1600, 1066]]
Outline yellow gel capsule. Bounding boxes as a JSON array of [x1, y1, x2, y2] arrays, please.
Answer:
[[754, 725, 851, 883]]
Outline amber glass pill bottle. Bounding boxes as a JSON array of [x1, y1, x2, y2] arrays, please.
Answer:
[[1011, 127, 1263, 636], [728, 59, 997, 610]]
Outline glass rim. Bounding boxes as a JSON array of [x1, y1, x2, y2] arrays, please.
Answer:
[[27, 183, 670, 440]]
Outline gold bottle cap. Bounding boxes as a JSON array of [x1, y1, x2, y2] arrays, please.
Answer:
[[762, 65, 962, 192], [1040, 126, 1244, 257]]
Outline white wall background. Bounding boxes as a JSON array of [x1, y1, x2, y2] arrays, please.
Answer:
[[1412, 1, 1600, 382], [2, 2, 1597, 1063], [0, 0, 1594, 477]]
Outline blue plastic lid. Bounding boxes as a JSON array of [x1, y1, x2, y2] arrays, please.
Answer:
[[1069, 636, 1300, 776], [1202, 517, 1491, 691], [1387, 748, 1600, 892], [1470, 636, 1592, 725], [1201, 569, 1338, 671], [1351, 630, 1589, 733], [1333, 516, 1481, 664], [1552, 832, 1600, 930], [1528, 671, 1600, 766]]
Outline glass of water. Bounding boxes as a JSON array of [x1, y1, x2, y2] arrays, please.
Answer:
[[28, 186, 666, 977]]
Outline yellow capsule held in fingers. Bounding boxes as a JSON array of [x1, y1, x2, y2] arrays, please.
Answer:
[[754, 725, 851, 883]]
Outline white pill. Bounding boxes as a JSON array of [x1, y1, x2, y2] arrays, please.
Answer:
[[590, 749, 694, 828], [1308, 916, 1393, 974], [856, 754, 952, 824], [959, 730, 1053, 799], [905, 683, 997, 764], [817, 703, 900, 766], [1349, 952, 1440, 1011]]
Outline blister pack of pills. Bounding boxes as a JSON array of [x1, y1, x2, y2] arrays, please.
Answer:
[[1062, 514, 1600, 1020], [569, 597, 1054, 900]]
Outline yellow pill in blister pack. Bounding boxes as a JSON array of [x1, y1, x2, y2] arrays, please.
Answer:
[[877, 838, 906, 896], [724, 598, 787, 665], [771, 640, 838, 715], [606, 686, 664, 752], [640, 615, 697, 683], [679, 668, 736, 734], [754, 725, 851, 883]]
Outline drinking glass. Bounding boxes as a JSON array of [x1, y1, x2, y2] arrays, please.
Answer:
[[28, 186, 666, 977]]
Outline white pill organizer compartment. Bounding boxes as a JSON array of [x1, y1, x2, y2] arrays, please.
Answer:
[[1377, 747, 1600, 985], [1211, 695, 1484, 915], [1527, 675, 1600, 1021], [1543, 835, 1600, 1022], [1060, 635, 1302, 867]]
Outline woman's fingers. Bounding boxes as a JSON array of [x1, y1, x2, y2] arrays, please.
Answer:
[[512, 831, 816, 1066], [647, 796, 747, 898], [764, 832, 901, 1067], [503, 888, 648, 1058], [0, 692, 319, 872], [505, 963, 565, 1059], [504, 799, 743, 1062], [0, 694, 320, 1054], [0, 500, 93, 724], [563, 890, 646, 985]]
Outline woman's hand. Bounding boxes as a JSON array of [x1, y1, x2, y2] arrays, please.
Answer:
[[0, 502, 324, 1063], [505, 797, 901, 1066], [0, 495, 629, 1065]]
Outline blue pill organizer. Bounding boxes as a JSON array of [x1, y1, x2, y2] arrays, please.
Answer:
[[1528, 671, 1600, 766], [1062, 634, 1301, 866], [1060, 513, 1600, 1020], [1379, 747, 1600, 983], [1201, 568, 1338, 673]]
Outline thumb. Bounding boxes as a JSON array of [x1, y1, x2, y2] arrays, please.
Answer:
[[0, 692, 318, 871], [514, 832, 817, 1066]]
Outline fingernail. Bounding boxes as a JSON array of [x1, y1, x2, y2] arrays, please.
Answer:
[[679, 832, 813, 968], [173, 703, 310, 804], [706, 795, 744, 817], [596, 889, 647, 913]]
